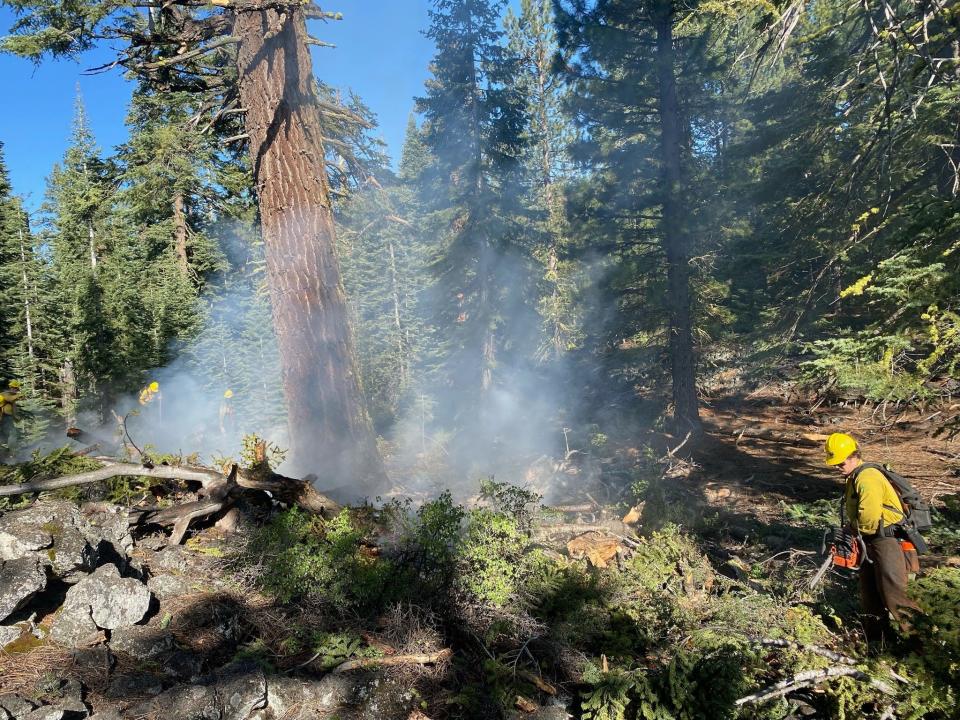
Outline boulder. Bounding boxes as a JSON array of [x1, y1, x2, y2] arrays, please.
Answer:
[[21, 709, 65, 720], [109, 625, 174, 660], [259, 676, 354, 719], [0, 694, 37, 720], [50, 565, 152, 647], [0, 501, 100, 582], [0, 558, 46, 622], [146, 574, 193, 602], [83, 507, 133, 561], [48, 598, 98, 648], [106, 673, 163, 699], [34, 678, 85, 717], [128, 667, 268, 720], [0, 624, 24, 648]]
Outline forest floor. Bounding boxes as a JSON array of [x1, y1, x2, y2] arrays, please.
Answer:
[[1, 384, 959, 719]]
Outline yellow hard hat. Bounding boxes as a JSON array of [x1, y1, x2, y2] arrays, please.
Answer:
[[149, 381, 159, 392], [824, 433, 858, 466], [224, 389, 233, 399]]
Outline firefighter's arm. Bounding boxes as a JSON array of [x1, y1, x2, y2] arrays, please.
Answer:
[[854, 472, 884, 535]]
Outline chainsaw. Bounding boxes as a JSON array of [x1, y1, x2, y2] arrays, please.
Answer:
[[808, 527, 869, 589]]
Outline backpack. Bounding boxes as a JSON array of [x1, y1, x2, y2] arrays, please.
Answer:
[[850, 462, 932, 552]]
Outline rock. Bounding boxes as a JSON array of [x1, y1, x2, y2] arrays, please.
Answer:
[[146, 574, 193, 601], [109, 625, 174, 660], [0, 694, 37, 720], [34, 678, 85, 716], [106, 673, 163, 699], [0, 624, 24, 648], [0, 501, 100, 582], [161, 650, 205, 682], [21, 708, 65, 720], [218, 670, 268, 719], [87, 712, 122, 720], [149, 546, 190, 573], [84, 507, 134, 560], [48, 597, 99, 648], [72, 646, 114, 675], [57, 564, 151, 635], [127, 684, 215, 719], [257, 676, 354, 720], [0, 558, 46, 622]]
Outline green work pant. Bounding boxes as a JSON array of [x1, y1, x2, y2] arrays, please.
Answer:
[[859, 535, 921, 638]]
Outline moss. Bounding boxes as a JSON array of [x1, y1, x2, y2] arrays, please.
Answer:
[[46, 548, 56, 562], [40, 521, 63, 538], [2, 630, 47, 655]]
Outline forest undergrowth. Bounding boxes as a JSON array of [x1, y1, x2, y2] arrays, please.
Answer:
[[2, 384, 958, 719]]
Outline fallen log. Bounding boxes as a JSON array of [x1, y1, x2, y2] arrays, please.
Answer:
[[330, 649, 453, 674], [0, 458, 341, 518]]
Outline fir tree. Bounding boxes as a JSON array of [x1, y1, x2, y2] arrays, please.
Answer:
[[416, 0, 532, 426]]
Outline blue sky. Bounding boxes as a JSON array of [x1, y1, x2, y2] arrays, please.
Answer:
[[0, 1, 441, 211]]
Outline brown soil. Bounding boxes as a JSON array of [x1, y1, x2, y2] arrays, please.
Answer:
[[690, 387, 960, 522]]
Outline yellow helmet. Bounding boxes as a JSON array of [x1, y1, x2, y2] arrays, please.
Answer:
[[224, 389, 234, 399], [149, 381, 160, 392], [824, 433, 858, 466]]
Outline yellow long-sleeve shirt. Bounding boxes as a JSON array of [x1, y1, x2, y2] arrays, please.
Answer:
[[845, 464, 905, 535]]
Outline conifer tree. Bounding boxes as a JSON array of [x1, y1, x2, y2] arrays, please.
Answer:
[[2, 0, 387, 485], [416, 0, 531, 425], [555, 0, 731, 434]]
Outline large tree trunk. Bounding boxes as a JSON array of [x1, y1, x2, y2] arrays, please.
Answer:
[[233, 7, 386, 489], [653, 0, 701, 435]]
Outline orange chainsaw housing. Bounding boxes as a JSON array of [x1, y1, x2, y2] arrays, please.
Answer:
[[830, 539, 862, 569]]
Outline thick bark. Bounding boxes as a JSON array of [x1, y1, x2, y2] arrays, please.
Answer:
[[232, 7, 385, 488], [172, 193, 190, 276], [653, 0, 701, 435]]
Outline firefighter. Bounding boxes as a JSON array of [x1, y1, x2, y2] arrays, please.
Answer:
[[0, 380, 22, 458], [824, 432, 921, 638], [219, 388, 235, 435]]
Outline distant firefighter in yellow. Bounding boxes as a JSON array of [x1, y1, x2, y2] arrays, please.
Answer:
[[0, 380, 23, 458], [139, 380, 160, 406], [219, 388, 235, 435]]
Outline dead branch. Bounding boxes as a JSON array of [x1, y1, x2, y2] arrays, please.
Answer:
[[330, 649, 453, 674], [733, 427, 829, 446], [0, 459, 341, 517], [735, 666, 895, 706], [755, 638, 857, 665]]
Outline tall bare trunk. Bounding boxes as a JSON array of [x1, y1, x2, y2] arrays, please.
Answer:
[[18, 228, 34, 360], [386, 238, 407, 383], [233, 7, 385, 488], [87, 221, 97, 270], [653, 0, 701, 435], [172, 193, 190, 276], [60, 359, 77, 428]]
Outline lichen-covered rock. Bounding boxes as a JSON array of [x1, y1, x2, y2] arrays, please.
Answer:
[[0, 501, 100, 582], [0, 624, 24, 648], [0, 694, 37, 720], [33, 678, 86, 717], [218, 671, 268, 719], [83, 506, 133, 561], [50, 564, 152, 647], [48, 597, 98, 648], [146, 573, 193, 601], [109, 624, 174, 660], [21, 708, 66, 720], [71, 564, 151, 629], [0, 558, 46, 622], [258, 675, 354, 719]]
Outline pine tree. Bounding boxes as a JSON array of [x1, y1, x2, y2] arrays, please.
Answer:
[[555, 0, 734, 433], [2, 0, 387, 485], [416, 0, 532, 426]]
